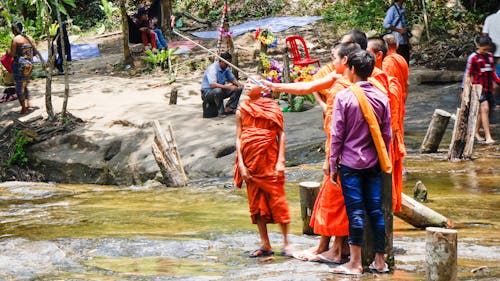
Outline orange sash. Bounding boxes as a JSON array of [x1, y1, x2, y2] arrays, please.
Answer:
[[349, 84, 392, 173]]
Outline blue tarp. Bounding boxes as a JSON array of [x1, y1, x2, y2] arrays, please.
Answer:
[[34, 43, 100, 63], [191, 16, 322, 39]]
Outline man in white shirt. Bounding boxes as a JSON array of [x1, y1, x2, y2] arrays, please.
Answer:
[[482, 3, 500, 106]]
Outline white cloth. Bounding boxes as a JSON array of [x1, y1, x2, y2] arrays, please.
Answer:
[[483, 10, 500, 57]]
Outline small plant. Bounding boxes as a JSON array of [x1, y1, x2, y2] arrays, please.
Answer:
[[99, 0, 119, 31], [7, 130, 33, 167], [142, 48, 179, 83]]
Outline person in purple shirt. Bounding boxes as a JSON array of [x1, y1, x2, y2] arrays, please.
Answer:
[[329, 50, 392, 275]]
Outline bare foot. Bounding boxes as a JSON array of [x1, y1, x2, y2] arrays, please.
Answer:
[[485, 139, 496, 144], [331, 263, 363, 275], [317, 248, 342, 264], [475, 134, 485, 142], [292, 250, 320, 261]]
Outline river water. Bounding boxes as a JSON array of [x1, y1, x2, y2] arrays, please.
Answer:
[[1, 81, 499, 280]]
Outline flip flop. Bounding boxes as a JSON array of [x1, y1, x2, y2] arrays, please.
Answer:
[[279, 247, 294, 258], [248, 247, 274, 258], [331, 265, 363, 276], [317, 253, 341, 264], [292, 250, 319, 262], [369, 261, 389, 273]]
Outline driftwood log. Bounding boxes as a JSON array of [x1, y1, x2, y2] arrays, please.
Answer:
[[425, 227, 458, 281], [152, 120, 187, 187], [396, 193, 451, 229], [298, 181, 320, 235], [420, 109, 452, 153], [169, 89, 178, 105], [448, 77, 482, 160]]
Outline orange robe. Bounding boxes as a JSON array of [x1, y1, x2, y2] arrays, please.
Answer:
[[312, 62, 336, 102], [234, 98, 291, 224], [383, 53, 409, 103], [368, 68, 405, 212], [309, 77, 352, 237]]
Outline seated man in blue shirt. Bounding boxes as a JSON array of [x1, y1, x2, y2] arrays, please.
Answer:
[[201, 52, 242, 118]]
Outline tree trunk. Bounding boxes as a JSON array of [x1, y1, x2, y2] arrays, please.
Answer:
[[232, 51, 239, 80], [120, 0, 133, 66], [54, 0, 70, 118], [395, 193, 451, 229], [161, 0, 173, 39], [282, 48, 292, 102], [45, 18, 55, 120], [298, 181, 320, 235], [152, 121, 187, 187], [425, 227, 457, 281], [420, 109, 452, 153], [448, 76, 482, 161]]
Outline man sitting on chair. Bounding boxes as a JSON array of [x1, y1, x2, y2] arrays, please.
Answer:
[[201, 52, 242, 118]]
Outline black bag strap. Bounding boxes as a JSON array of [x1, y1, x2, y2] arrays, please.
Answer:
[[393, 4, 406, 28]]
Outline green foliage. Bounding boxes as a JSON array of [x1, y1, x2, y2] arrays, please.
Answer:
[[7, 130, 33, 167], [99, 0, 119, 30], [322, 0, 387, 33], [142, 48, 179, 75]]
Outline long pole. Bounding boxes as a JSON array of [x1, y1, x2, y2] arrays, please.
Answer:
[[170, 16, 263, 86]]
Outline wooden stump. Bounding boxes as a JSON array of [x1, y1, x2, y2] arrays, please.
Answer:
[[396, 193, 451, 229], [152, 121, 188, 187], [299, 181, 320, 235], [413, 180, 428, 202], [232, 51, 239, 80], [448, 76, 482, 160], [420, 109, 452, 153], [169, 89, 178, 105], [425, 227, 457, 281], [282, 48, 292, 103]]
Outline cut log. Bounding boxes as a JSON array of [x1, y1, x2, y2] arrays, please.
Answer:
[[396, 193, 452, 229], [152, 120, 187, 187], [299, 181, 320, 235], [448, 76, 482, 160], [425, 227, 457, 281], [420, 109, 452, 153]]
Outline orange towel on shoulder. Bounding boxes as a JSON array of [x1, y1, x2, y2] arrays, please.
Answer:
[[309, 77, 351, 237], [234, 98, 291, 224]]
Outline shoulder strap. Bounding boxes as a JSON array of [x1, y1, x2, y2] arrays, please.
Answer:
[[349, 84, 392, 173]]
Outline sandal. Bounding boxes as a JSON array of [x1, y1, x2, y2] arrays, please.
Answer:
[[369, 261, 389, 273], [279, 247, 294, 258], [248, 247, 274, 258]]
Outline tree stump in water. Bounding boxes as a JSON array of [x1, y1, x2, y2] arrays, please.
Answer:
[[396, 193, 451, 229], [448, 77, 482, 160], [299, 181, 320, 235], [169, 89, 178, 105], [413, 180, 428, 202], [425, 227, 457, 281], [420, 109, 452, 153]]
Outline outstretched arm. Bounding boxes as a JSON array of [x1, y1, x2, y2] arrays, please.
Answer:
[[262, 72, 341, 95]]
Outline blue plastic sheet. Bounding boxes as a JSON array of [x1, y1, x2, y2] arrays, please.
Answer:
[[191, 16, 322, 39], [34, 43, 100, 63]]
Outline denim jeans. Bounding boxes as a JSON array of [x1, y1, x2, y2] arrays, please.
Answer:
[[153, 29, 168, 50], [201, 87, 242, 114], [339, 164, 386, 253]]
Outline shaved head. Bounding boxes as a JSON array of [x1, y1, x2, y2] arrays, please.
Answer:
[[383, 34, 398, 49], [368, 38, 387, 58], [341, 29, 367, 50]]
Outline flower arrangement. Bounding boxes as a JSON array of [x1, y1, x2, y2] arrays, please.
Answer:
[[260, 53, 283, 83], [289, 65, 319, 82], [254, 27, 278, 48]]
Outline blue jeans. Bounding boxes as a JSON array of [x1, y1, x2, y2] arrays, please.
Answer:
[[339, 164, 386, 253], [201, 87, 242, 114], [153, 29, 168, 50]]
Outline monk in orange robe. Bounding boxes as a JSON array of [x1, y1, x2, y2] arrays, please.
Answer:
[[312, 62, 336, 112], [234, 79, 291, 258], [382, 34, 409, 103], [367, 38, 406, 212]]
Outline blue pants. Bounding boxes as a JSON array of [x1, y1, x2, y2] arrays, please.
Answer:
[[153, 29, 168, 50], [201, 87, 242, 115], [339, 164, 386, 253]]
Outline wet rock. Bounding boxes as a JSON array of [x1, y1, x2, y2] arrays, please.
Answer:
[[104, 140, 122, 161], [413, 180, 428, 202], [0, 181, 73, 201], [414, 69, 464, 84]]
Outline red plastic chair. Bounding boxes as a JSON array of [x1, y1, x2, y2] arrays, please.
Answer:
[[285, 35, 320, 68]]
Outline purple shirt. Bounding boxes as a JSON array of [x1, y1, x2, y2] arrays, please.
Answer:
[[329, 81, 391, 173]]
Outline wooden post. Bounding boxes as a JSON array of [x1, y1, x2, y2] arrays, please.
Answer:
[[448, 76, 482, 161], [425, 227, 457, 281], [152, 121, 187, 187], [282, 47, 292, 102], [420, 109, 452, 153], [232, 51, 239, 81], [299, 181, 320, 235], [361, 173, 393, 268], [396, 193, 451, 229], [169, 89, 178, 105]]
